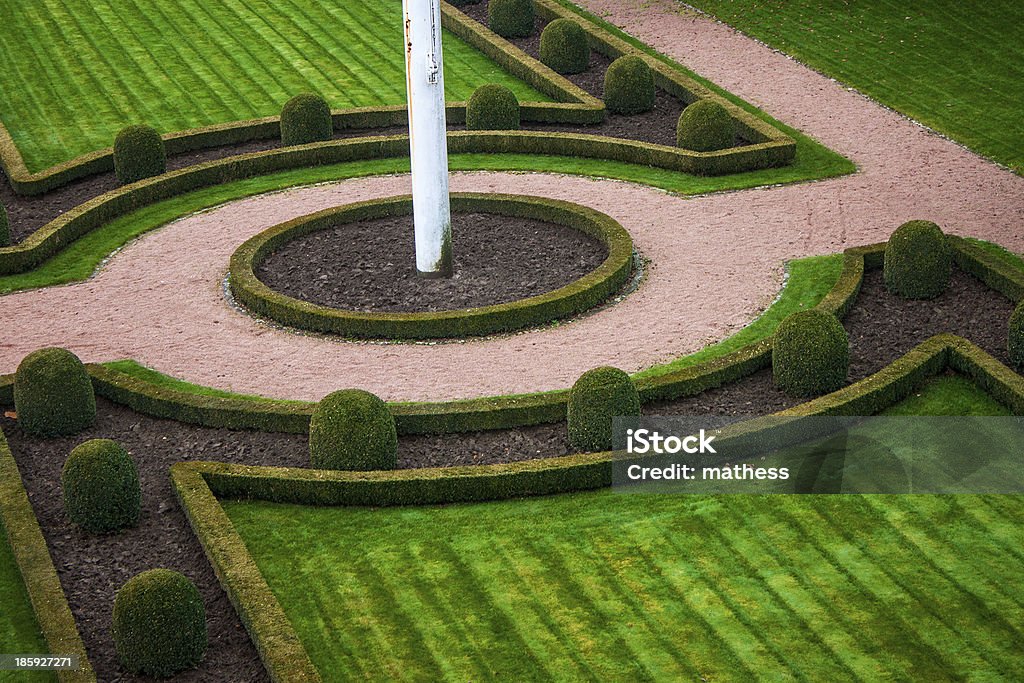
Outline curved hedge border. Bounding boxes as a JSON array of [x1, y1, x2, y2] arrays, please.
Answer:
[[0, 0, 796, 196], [0, 430, 95, 682], [229, 193, 633, 339], [170, 331, 1023, 681], [1, 236, 1015, 434]]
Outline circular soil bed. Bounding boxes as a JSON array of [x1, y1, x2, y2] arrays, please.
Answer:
[[230, 193, 635, 339]]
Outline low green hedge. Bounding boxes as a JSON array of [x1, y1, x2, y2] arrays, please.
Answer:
[[229, 193, 633, 339], [0, 430, 95, 681]]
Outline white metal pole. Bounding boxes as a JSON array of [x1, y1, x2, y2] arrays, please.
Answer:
[[403, 0, 453, 277]]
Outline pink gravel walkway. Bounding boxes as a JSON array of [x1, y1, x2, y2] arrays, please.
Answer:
[[3, 0, 1023, 402]]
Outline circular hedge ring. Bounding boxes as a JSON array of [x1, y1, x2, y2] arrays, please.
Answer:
[[229, 193, 634, 340]]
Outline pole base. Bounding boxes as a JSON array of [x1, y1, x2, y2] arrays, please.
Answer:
[[416, 264, 453, 279]]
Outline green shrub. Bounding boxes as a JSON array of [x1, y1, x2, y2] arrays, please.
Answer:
[[567, 366, 640, 452], [676, 99, 734, 152], [488, 0, 534, 39], [14, 347, 96, 436], [883, 220, 951, 299], [447, 0, 481, 5], [62, 439, 140, 534], [603, 55, 655, 115], [1009, 301, 1024, 371], [280, 93, 333, 146], [772, 310, 849, 397], [0, 202, 9, 247], [466, 84, 521, 131], [309, 389, 398, 470], [113, 125, 166, 185], [112, 569, 206, 677], [539, 19, 590, 75]]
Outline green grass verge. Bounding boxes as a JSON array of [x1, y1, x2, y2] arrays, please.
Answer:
[[684, 0, 1024, 173], [224, 490, 1024, 680], [0, 518, 55, 683], [0, 0, 549, 173], [0, 142, 851, 295], [881, 373, 1013, 416]]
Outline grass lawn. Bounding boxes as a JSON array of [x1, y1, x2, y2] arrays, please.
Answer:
[[0, 519, 54, 682], [685, 0, 1024, 173], [0, 0, 549, 172], [224, 378, 1024, 681]]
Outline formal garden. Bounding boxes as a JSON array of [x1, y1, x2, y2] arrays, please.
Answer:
[[0, 0, 1022, 680]]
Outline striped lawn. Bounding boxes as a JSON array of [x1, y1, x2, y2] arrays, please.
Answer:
[[225, 492, 1024, 681], [686, 0, 1024, 173], [0, 0, 549, 173], [0, 518, 54, 682]]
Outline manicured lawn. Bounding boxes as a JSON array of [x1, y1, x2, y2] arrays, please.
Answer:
[[881, 373, 1012, 416], [0, 519, 54, 682], [686, 0, 1024, 173], [0, 0, 548, 172], [225, 490, 1024, 681]]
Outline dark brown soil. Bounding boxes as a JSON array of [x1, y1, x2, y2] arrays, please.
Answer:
[[255, 211, 607, 312], [2, 263, 1016, 681]]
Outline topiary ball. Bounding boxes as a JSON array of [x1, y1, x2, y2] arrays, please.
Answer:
[[539, 19, 590, 75], [465, 84, 521, 131], [567, 366, 640, 452], [0, 202, 9, 247], [883, 220, 951, 299], [488, 0, 534, 39], [772, 310, 850, 397], [113, 125, 166, 185], [280, 93, 333, 146], [14, 347, 96, 437], [112, 569, 207, 677], [62, 439, 140, 534], [603, 55, 655, 115], [676, 99, 734, 152], [309, 389, 398, 470], [1009, 301, 1024, 371]]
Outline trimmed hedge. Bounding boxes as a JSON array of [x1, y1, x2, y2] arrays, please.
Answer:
[[280, 93, 333, 146], [677, 99, 734, 152], [0, 431, 95, 682], [884, 220, 951, 299], [0, 202, 9, 247], [229, 193, 633, 340], [488, 0, 535, 38], [466, 84, 521, 130], [113, 125, 166, 185], [567, 366, 640, 452], [14, 348, 96, 437], [309, 389, 398, 471], [603, 55, 655, 115], [1009, 301, 1024, 372], [112, 569, 207, 677], [540, 19, 590, 75], [772, 310, 849, 397], [62, 439, 140, 534]]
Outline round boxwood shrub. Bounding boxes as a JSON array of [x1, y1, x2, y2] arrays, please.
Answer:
[[14, 347, 96, 437], [883, 220, 951, 299], [1009, 301, 1024, 371], [466, 84, 520, 131], [488, 0, 534, 39], [603, 55, 655, 115], [309, 389, 398, 470], [772, 310, 850, 397], [113, 125, 166, 185], [539, 19, 590, 75], [62, 439, 140, 534], [567, 366, 640, 452], [676, 99, 734, 152], [0, 202, 9, 247], [280, 92, 333, 146], [112, 569, 206, 677]]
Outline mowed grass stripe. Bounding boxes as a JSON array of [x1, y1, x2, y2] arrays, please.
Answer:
[[809, 500, 1012, 675]]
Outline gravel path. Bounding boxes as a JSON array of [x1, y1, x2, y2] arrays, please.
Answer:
[[2, 0, 1022, 403]]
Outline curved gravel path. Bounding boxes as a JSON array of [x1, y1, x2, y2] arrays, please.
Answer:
[[3, 0, 1023, 403]]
